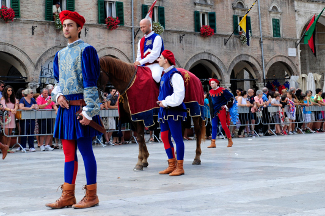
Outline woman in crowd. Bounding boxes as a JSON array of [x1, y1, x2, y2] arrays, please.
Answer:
[[271, 93, 283, 135], [1, 85, 18, 153], [18, 89, 39, 152], [237, 91, 251, 137], [286, 92, 296, 135], [254, 90, 265, 135]]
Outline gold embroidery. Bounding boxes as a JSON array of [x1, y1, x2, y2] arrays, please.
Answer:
[[146, 39, 152, 46], [184, 71, 190, 86]]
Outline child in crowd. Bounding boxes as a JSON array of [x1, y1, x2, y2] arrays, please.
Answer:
[[271, 93, 283, 135], [286, 92, 296, 135]]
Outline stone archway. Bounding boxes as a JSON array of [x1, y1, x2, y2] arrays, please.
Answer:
[[184, 52, 227, 92], [0, 42, 34, 79], [265, 55, 298, 78], [184, 52, 227, 80], [227, 54, 262, 92], [97, 47, 131, 63]]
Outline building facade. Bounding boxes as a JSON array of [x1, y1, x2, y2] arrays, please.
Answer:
[[0, 0, 321, 92]]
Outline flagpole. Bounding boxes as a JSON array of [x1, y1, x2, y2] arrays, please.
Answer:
[[295, 29, 307, 48], [224, 0, 258, 45], [258, 0, 266, 87]]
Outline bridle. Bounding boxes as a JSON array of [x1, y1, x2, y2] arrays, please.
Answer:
[[99, 66, 138, 97]]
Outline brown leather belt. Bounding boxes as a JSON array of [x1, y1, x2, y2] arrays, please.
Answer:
[[68, 99, 87, 106], [68, 99, 106, 135]]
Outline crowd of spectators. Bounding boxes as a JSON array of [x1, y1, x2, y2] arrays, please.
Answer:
[[204, 86, 325, 139], [1, 79, 324, 155]]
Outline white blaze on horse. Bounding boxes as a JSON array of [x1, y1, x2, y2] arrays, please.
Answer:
[[99, 56, 206, 171]]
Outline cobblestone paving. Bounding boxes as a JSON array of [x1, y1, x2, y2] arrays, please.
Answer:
[[1, 133, 325, 216]]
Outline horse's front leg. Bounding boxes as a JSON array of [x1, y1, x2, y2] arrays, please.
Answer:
[[134, 122, 146, 171]]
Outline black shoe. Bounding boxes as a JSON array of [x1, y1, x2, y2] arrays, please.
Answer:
[[264, 133, 272, 136]]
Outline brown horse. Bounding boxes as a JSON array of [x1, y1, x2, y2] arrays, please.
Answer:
[[98, 56, 205, 171]]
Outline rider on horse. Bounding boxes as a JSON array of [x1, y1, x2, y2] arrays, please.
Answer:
[[157, 50, 187, 176], [134, 19, 164, 83]]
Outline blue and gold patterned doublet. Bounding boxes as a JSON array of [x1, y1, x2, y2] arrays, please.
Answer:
[[52, 40, 101, 140]]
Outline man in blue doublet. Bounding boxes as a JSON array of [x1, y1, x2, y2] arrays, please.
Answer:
[[157, 50, 187, 176], [46, 10, 100, 209]]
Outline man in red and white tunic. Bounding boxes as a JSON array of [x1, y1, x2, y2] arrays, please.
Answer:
[[134, 19, 164, 83]]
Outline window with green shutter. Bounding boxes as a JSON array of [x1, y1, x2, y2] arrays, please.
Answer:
[[66, 0, 75, 11], [272, 18, 280, 37], [158, 6, 165, 28], [194, 11, 200, 32], [208, 12, 216, 33], [98, 0, 105, 24], [45, 0, 53, 21], [116, 1, 124, 25], [233, 15, 239, 35], [142, 4, 148, 19], [247, 16, 252, 35], [10, 0, 20, 18]]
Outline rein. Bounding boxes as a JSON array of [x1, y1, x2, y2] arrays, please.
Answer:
[[101, 66, 138, 96]]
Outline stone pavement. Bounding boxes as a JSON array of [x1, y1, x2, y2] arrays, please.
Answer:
[[1, 133, 325, 216]]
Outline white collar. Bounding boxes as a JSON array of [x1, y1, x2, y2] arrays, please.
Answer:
[[144, 31, 154, 38], [212, 86, 219, 90], [164, 65, 175, 73], [68, 39, 81, 46]]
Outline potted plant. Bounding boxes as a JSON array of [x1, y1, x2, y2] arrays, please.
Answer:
[[105, 16, 120, 30], [200, 25, 214, 38], [0, 6, 15, 23]]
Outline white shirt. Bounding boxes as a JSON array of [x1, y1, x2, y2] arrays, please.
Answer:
[[136, 31, 163, 65], [52, 5, 61, 14], [161, 66, 185, 108]]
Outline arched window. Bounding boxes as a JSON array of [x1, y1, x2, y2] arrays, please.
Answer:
[[236, 2, 244, 9], [271, 6, 279, 12]]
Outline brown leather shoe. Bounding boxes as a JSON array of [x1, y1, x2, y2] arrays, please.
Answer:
[[73, 183, 99, 209], [0, 143, 9, 160], [159, 158, 176, 174], [169, 160, 184, 176], [227, 137, 233, 147], [45, 183, 76, 209], [207, 139, 216, 148]]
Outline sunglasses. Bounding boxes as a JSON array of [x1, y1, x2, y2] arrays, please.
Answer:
[[7, 89, 12, 91]]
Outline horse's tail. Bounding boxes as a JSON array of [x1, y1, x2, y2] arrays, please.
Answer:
[[200, 117, 206, 142]]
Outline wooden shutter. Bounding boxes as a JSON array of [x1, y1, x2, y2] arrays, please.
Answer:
[[272, 18, 280, 37], [194, 11, 200, 32], [142, 4, 148, 19], [116, 1, 124, 26], [66, 0, 75, 11], [10, 0, 20, 18], [247, 16, 252, 35], [208, 12, 216, 33], [158, 6, 165, 28], [233, 15, 239, 35], [98, 0, 105, 24], [45, 0, 53, 21]]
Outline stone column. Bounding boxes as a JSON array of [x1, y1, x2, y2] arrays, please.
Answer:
[[257, 82, 265, 90], [28, 82, 39, 93]]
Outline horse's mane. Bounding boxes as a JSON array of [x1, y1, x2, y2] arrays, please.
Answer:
[[99, 56, 135, 82]]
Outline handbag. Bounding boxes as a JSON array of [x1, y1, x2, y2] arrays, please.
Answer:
[[0, 111, 11, 125]]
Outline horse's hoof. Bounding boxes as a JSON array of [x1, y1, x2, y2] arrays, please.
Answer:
[[192, 159, 201, 165], [142, 162, 149, 167], [133, 165, 144, 171]]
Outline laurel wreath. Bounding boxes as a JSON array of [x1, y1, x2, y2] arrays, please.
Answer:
[[153, 22, 164, 35], [54, 14, 62, 30]]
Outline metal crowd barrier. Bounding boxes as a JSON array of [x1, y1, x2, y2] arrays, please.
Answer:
[[1, 109, 140, 152]]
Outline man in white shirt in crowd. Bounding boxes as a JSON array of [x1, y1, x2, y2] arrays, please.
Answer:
[[53, 2, 61, 20], [134, 19, 164, 83]]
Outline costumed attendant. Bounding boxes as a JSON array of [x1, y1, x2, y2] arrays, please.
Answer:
[[46, 10, 101, 209], [157, 50, 186, 176], [134, 19, 164, 83], [207, 79, 237, 148]]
